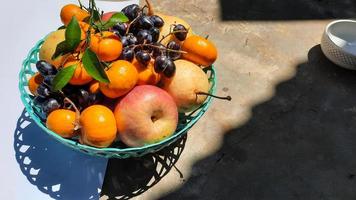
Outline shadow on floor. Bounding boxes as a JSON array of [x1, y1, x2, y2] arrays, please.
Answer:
[[14, 110, 108, 200], [220, 0, 356, 21], [162, 46, 356, 199], [100, 134, 187, 200]]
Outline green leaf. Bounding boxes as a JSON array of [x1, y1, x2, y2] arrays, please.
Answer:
[[52, 64, 77, 91], [82, 49, 110, 83], [98, 12, 129, 30], [65, 16, 81, 49], [52, 17, 81, 60], [51, 41, 71, 60]]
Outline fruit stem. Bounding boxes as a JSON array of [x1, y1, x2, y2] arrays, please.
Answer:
[[78, 0, 84, 9], [101, 62, 110, 69], [145, 0, 154, 15], [64, 97, 81, 130], [158, 30, 188, 44], [128, 44, 187, 54], [196, 92, 232, 101], [125, 13, 142, 35], [60, 53, 74, 68]]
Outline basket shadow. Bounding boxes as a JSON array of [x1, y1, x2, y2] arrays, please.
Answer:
[[161, 46, 356, 199], [13, 109, 108, 200], [219, 0, 356, 21], [100, 134, 187, 199]]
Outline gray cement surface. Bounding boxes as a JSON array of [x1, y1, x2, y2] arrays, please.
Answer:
[[101, 0, 356, 199]]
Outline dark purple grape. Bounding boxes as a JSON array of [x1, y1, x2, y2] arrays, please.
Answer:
[[42, 98, 61, 114], [121, 47, 134, 61], [167, 41, 181, 60], [150, 27, 160, 42], [167, 41, 180, 50], [154, 56, 167, 73], [128, 22, 140, 35], [127, 34, 138, 45], [155, 56, 175, 77], [122, 33, 138, 46], [173, 24, 188, 41], [121, 4, 140, 20], [51, 93, 64, 104], [137, 15, 154, 30], [33, 96, 46, 106], [88, 93, 103, 105], [136, 30, 153, 44], [120, 36, 130, 47], [112, 22, 128, 36], [154, 56, 174, 75], [152, 43, 165, 58], [43, 75, 55, 88], [150, 15, 164, 28], [77, 89, 89, 107], [163, 62, 176, 78], [36, 60, 57, 76], [61, 84, 77, 95], [37, 84, 51, 98], [152, 48, 162, 58], [136, 51, 151, 66]]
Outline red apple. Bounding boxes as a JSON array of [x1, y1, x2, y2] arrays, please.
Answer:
[[114, 85, 178, 147], [102, 11, 117, 22]]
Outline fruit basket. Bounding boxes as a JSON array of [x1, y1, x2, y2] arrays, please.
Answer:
[[19, 38, 216, 159]]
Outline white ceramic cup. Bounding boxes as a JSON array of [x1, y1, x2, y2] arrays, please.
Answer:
[[321, 19, 356, 70]]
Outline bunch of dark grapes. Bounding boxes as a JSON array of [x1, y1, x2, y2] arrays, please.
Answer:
[[33, 60, 102, 117], [112, 4, 189, 78]]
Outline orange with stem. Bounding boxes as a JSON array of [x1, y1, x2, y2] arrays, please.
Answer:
[[60, 4, 89, 26]]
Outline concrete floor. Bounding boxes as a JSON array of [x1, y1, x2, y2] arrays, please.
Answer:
[[101, 0, 356, 199]]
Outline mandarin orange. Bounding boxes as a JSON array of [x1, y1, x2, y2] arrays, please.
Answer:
[[90, 31, 123, 62], [100, 60, 138, 98], [80, 105, 117, 148], [28, 72, 44, 95], [46, 109, 77, 138], [132, 58, 161, 85], [63, 56, 93, 85], [60, 4, 89, 26]]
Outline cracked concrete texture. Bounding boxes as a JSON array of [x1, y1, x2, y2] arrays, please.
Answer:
[[101, 0, 356, 199]]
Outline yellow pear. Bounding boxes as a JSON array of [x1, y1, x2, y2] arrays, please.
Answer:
[[39, 29, 70, 68], [161, 59, 210, 113]]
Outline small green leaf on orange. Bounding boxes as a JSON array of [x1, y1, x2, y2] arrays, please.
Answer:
[[65, 16, 81, 49], [82, 49, 110, 83], [52, 64, 77, 91]]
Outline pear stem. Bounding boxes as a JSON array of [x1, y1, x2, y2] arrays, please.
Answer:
[[196, 92, 232, 101]]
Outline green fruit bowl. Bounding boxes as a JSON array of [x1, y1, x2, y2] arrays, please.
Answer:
[[18, 38, 217, 159]]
